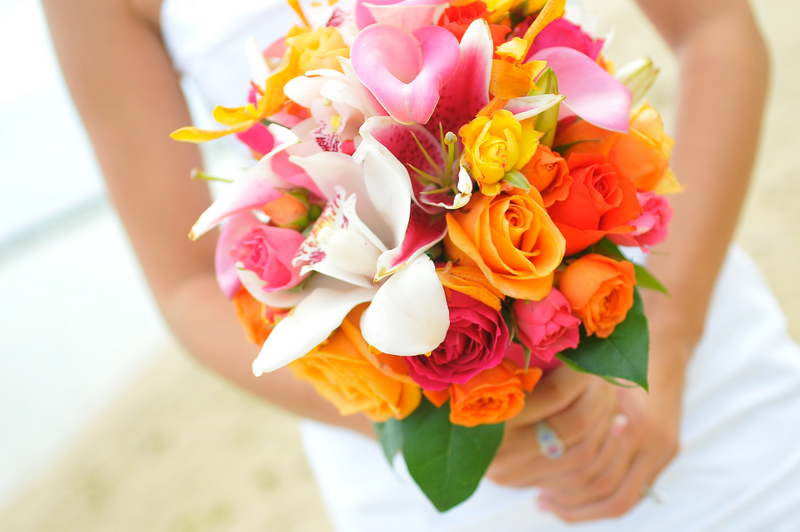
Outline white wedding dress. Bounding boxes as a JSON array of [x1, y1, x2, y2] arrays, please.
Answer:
[[161, 1, 800, 530]]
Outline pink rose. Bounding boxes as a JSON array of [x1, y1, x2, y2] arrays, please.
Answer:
[[512, 289, 581, 364], [406, 290, 509, 391], [608, 192, 673, 251], [528, 18, 604, 61], [232, 225, 307, 292]]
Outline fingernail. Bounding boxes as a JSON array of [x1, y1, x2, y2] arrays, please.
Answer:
[[611, 413, 629, 437], [537, 499, 550, 511]]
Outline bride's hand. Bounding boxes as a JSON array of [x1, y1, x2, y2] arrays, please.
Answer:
[[487, 333, 686, 522], [487, 365, 622, 489]]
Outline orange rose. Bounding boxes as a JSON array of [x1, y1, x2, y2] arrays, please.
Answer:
[[519, 145, 571, 207], [288, 305, 421, 422], [558, 254, 636, 338], [553, 103, 681, 194], [232, 287, 287, 345], [444, 188, 565, 301], [424, 360, 543, 427]]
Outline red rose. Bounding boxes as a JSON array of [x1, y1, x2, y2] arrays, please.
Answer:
[[547, 153, 643, 255]]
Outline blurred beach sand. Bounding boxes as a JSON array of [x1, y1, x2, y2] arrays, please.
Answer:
[[1, 0, 798, 530]]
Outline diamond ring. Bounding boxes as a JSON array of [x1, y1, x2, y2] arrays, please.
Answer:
[[535, 420, 565, 460]]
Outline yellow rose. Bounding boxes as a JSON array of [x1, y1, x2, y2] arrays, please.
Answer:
[[459, 110, 541, 196], [288, 305, 421, 422]]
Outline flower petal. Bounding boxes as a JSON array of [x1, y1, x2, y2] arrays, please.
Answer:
[[375, 203, 447, 280], [505, 94, 566, 121], [532, 46, 632, 133], [215, 211, 262, 299], [190, 125, 301, 240], [425, 19, 493, 136], [360, 256, 449, 356], [252, 286, 377, 375], [353, 128, 415, 251], [288, 151, 393, 246], [351, 24, 460, 124]]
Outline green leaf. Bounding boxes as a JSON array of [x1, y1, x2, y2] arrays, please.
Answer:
[[503, 169, 531, 192], [590, 238, 627, 260], [401, 398, 505, 512], [374, 418, 403, 465], [633, 264, 669, 295], [557, 288, 650, 391]]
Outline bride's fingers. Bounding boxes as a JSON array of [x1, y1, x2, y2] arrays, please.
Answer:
[[510, 366, 594, 425], [545, 452, 655, 522], [489, 390, 618, 487], [539, 415, 633, 507]]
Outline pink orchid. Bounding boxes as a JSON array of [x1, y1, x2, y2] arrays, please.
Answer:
[[250, 133, 450, 375], [532, 46, 632, 133], [529, 18, 605, 61], [190, 125, 310, 241], [351, 24, 460, 125], [355, 0, 451, 31]]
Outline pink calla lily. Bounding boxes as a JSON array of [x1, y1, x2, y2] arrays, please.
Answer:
[[351, 24, 460, 125], [532, 46, 632, 133], [355, 0, 450, 30]]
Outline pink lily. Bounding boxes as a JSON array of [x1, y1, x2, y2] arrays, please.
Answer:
[[251, 134, 450, 375], [361, 117, 473, 210], [351, 24, 460, 125], [532, 46, 632, 133]]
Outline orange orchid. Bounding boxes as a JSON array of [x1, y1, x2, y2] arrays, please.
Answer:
[[171, 26, 349, 143]]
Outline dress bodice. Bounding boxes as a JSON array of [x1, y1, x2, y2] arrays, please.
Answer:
[[160, 0, 300, 108]]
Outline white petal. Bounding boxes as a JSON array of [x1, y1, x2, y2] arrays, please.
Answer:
[[190, 128, 300, 239], [284, 75, 327, 108], [252, 286, 376, 375], [319, 228, 381, 278], [507, 94, 566, 121], [360, 257, 449, 356], [289, 152, 389, 244], [353, 127, 413, 250], [246, 36, 270, 87], [238, 268, 307, 308]]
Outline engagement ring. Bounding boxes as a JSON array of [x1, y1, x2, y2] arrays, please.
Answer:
[[535, 421, 565, 460]]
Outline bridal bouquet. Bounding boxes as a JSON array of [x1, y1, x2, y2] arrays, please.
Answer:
[[172, 0, 680, 511]]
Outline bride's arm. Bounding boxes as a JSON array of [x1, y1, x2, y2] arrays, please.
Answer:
[[41, 0, 372, 435]]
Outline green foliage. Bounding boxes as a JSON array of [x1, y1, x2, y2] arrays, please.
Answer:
[[558, 288, 650, 391], [374, 417, 403, 465], [375, 398, 505, 512]]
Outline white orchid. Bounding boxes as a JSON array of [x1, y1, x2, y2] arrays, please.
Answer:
[[249, 130, 450, 376]]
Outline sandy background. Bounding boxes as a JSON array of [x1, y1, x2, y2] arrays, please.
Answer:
[[1, 0, 798, 530]]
